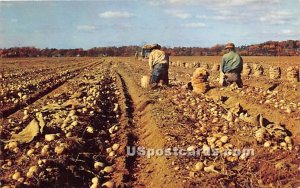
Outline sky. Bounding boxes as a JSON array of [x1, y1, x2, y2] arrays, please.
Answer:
[[0, 0, 299, 49]]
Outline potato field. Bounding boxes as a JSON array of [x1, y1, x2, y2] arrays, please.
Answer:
[[1, 56, 300, 188]]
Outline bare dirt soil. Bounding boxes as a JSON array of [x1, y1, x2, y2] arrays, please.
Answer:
[[1, 56, 300, 188]]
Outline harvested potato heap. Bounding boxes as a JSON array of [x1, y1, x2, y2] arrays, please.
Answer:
[[184, 62, 190, 68], [191, 68, 210, 94], [187, 62, 194, 69], [287, 66, 299, 82], [1, 69, 121, 187], [253, 64, 264, 77], [169, 89, 299, 187], [184, 62, 191, 68], [254, 122, 293, 151], [242, 63, 251, 76], [269, 66, 281, 79], [211, 64, 220, 71], [0, 63, 92, 113]]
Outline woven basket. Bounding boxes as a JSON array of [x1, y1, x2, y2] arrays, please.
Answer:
[[141, 75, 150, 89]]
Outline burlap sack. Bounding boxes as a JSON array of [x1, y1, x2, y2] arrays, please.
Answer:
[[192, 68, 209, 78], [192, 68, 209, 94], [253, 64, 264, 77], [242, 63, 251, 76], [269, 66, 281, 79], [196, 62, 201, 68], [212, 64, 220, 71], [184, 62, 190, 68], [191, 77, 207, 84], [193, 83, 209, 94], [193, 62, 200, 68], [202, 64, 209, 69], [287, 66, 299, 82], [188, 62, 194, 69]]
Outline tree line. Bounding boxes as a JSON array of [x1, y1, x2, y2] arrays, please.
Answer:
[[0, 40, 299, 58]]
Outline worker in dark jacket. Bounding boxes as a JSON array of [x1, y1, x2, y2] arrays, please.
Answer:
[[221, 42, 243, 88], [149, 44, 169, 87]]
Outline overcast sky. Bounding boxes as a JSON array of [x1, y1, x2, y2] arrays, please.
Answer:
[[0, 0, 299, 49]]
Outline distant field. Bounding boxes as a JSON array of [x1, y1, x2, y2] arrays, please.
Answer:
[[170, 56, 300, 67]]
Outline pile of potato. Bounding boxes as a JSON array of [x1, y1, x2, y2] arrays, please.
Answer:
[[168, 88, 296, 179], [1, 67, 122, 188]]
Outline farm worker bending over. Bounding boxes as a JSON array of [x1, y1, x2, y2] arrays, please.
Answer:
[[149, 44, 169, 87], [221, 42, 243, 88]]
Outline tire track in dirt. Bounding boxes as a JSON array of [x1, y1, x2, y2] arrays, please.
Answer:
[[1, 61, 102, 119], [115, 66, 183, 188]]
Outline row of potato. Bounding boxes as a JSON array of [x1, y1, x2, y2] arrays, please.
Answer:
[[1, 65, 120, 188], [0, 61, 99, 111], [0, 69, 79, 107], [169, 61, 300, 82], [0, 59, 81, 81]]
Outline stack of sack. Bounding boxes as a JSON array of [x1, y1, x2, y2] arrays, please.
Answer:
[[188, 62, 194, 69], [193, 62, 201, 68], [287, 66, 299, 82], [185, 62, 193, 69], [253, 64, 264, 77], [269, 66, 281, 79], [242, 63, 251, 76], [191, 68, 210, 94], [181, 62, 186, 67]]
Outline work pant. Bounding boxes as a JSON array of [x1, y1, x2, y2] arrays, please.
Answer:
[[223, 72, 243, 88], [150, 63, 169, 85]]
